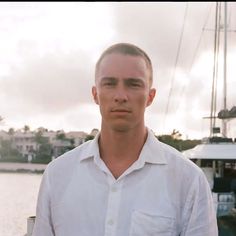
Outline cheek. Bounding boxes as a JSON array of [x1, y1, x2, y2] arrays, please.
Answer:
[[139, 93, 150, 105], [131, 96, 148, 110], [96, 92, 110, 106]]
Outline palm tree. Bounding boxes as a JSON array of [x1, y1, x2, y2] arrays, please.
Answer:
[[23, 125, 30, 133], [171, 129, 182, 140], [8, 127, 15, 136]]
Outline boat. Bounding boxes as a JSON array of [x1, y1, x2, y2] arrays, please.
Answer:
[[183, 137, 236, 216], [182, 2, 236, 234]]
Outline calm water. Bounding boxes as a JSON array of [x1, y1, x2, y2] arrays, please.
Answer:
[[0, 172, 42, 236]]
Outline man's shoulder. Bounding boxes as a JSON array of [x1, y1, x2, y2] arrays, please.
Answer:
[[147, 130, 202, 175], [40, 140, 97, 194], [157, 139, 203, 175], [46, 139, 94, 172]]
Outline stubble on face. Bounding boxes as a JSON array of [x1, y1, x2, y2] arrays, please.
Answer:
[[93, 53, 155, 133]]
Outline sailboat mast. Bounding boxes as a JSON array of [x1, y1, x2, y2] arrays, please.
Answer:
[[222, 2, 227, 137]]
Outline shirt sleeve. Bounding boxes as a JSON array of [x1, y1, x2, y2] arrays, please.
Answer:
[[181, 170, 218, 236], [32, 167, 55, 236]]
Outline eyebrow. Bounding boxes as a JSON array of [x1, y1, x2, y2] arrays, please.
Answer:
[[125, 78, 144, 83], [100, 77, 144, 82], [100, 77, 117, 82]]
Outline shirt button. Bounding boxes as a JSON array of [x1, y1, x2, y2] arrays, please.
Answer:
[[108, 219, 114, 225], [111, 186, 117, 192]]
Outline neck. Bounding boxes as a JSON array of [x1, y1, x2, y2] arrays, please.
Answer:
[[98, 125, 148, 178]]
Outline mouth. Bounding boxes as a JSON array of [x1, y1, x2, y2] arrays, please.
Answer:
[[111, 108, 131, 113], [110, 108, 132, 116]]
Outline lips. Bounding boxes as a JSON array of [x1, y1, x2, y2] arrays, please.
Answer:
[[111, 108, 131, 113]]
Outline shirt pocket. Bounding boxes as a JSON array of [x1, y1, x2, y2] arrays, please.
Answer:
[[129, 210, 175, 236]]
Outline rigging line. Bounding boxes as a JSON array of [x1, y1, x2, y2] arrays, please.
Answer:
[[188, 3, 213, 75], [175, 3, 213, 115], [210, 2, 221, 136], [213, 2, 221, 127], [163, 2, 188, 129], [210, 2, 218, 136]]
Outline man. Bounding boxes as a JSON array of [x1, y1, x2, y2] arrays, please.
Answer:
[[33, 43, 218, 235]]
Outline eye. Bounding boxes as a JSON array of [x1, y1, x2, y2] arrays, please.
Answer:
[[101, 78, 117, 87], [130, 82, 141, 87], [104, 81, 115, 86], [126, 79, 144, 88]]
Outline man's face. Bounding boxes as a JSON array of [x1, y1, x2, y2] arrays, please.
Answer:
[[92, 53, 156, 132]]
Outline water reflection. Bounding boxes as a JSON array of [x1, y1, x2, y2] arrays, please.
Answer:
[[0, 173, 42, 236]]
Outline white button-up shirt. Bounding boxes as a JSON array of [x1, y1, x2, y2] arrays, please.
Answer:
[[32, 129, 218, 236]]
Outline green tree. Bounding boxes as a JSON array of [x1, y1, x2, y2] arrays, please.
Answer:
[[85, 135, 95, 142], [180, 139, 201, 151], [56, 132, 66, 140], [158, 134, 182, 150], [55, 131, 75, 156], [0, 139, 26, 162], [23, 125, 30, 133], [8, 127, 15, 136], [33, 131, 52, 164], [157, 132, 201, 151]]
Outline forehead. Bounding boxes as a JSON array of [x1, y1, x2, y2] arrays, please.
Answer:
[[96, 53, 149, 80]]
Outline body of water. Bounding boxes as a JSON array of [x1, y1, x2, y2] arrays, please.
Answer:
[[0, 172, 42, 236]]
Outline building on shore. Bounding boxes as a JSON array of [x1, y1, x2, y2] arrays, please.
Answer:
[[0, 128, 97, 163]]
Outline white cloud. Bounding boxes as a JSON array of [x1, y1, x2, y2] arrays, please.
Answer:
[[0, 2, 236, 139]]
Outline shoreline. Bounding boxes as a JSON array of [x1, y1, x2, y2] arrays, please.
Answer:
[[0, 162, 47, 174]]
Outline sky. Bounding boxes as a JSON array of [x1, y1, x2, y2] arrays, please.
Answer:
[[0, 2, 236, 139]]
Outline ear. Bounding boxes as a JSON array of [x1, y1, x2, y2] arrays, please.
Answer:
[[146, 88, 156, 107], [92, 86, 99, 105]]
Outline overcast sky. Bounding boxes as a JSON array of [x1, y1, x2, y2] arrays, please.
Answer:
[[0, 2, 236, 139]]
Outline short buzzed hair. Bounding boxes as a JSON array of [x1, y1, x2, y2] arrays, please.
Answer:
[[95, 43, 153, 86]]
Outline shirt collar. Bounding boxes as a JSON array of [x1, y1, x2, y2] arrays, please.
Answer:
[[139, 128, 167, 165], [79, 133, 100, 162], [79, 128, 167, 165]]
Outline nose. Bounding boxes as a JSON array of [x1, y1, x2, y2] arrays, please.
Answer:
[[114, 86, 128, 103]]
